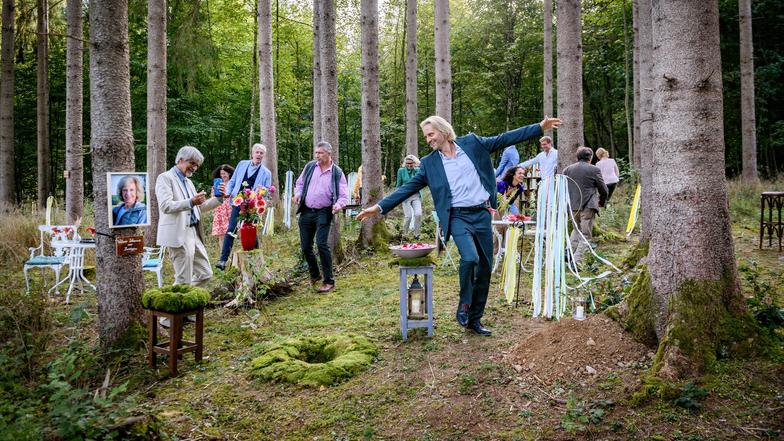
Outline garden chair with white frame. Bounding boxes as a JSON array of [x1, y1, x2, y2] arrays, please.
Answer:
[[431, 211, 457, 270], [24, 225, 77, 294], [142, 246, 167, 288]]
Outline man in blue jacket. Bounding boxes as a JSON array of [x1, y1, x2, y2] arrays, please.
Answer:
[[357, 115, 561, 336], [216, 143, 272, 270]]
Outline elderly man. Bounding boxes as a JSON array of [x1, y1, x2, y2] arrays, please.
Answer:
[[519, 135, 558, 179], [216, 143, 273, 270], [156, 146, 226, 286], [563, 147, 608, 267], [358, 115, 561, 336], [293, 141, 349, 293]]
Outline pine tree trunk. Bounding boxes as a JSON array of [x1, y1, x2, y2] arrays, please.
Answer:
[[37, 0, 50, 208], [358, 0, 387, 248], [637, 0, 653, 240], [320, 0, 342, 261], [556, 0, 583, 171], [434, 0, 451, 122], [404, 0, 418, 157], [90, 0, 145, 348], [259, 0, 279, 210], [739, 0, 758, 182], [145, 0, 167, 244], [543, 0, 553, 138], [65, 0, 83, 224], [622, 0, 633, 161], [632, 0, 641, 169], [0, 0, 15, 208], [312, 0, 322, 148]]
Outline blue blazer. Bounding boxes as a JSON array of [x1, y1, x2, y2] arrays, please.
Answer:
[[378, 123, 542, 240], [226, 160, 272, 197]]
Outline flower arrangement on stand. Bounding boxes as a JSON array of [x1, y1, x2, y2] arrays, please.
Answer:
[[231, 184, 275, 251]]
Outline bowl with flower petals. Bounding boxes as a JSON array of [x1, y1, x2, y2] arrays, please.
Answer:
[[390, 242, 437, 259]]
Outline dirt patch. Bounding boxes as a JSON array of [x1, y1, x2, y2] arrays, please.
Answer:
[[508, 315, 653, 384]]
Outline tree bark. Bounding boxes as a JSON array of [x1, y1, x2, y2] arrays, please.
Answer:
[[358, 0, 387, 248], [259, 0, 279, 210], [0, 0, 15, 208], [632, 0, 641, 169], [312, 0, 321, 148], [434, 0, 451, 122], [319, 0, 342, 261], [622, 0, 633, 161], [543, 0, 553, 138], [404, 0, 418, 157], [65, 0, 84, 224], [739, 0, 757, 182], [642, 0, 747, 379], [145, 0, 167, 244], [37, 0, 50, 208], [90, 0, 144, 348], [637, 0, 653, 240], [556, 0, 583, 171]]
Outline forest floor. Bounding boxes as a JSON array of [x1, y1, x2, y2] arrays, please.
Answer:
[[1, 181, 783, 440]]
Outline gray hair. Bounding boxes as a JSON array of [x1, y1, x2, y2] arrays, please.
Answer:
[[117, 175, 145, 203], [251, 143, 267, 154], [316, 141, 333, 155], [403, 154, 420, 166], [175, 146, 204, 165]]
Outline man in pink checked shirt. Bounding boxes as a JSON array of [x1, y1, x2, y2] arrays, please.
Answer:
[[293, 141, 349, 293]]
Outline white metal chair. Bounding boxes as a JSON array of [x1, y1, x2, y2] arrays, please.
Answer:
[[431, 211, 457, 270], [142, 246, 167, 288], [24, 225, 77, 293]]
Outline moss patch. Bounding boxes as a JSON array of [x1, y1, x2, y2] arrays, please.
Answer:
[[141, 285, 210, 312], [621, 239, 649, 268], [619, 266, 658, 348], [249, 334, 378, 387], [389, 255, 437, 268]]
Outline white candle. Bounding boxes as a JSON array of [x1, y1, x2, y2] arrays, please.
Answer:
[[575, 305, 585, 320], [411, 299, 421, 315]]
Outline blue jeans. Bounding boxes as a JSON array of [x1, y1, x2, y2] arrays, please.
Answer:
[[449, 209, 494, 324], [219, 205, 258, 263]]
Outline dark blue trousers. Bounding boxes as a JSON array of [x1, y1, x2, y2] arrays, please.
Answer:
[[298, 207, 335, 285], [449, 209, 494, 324]]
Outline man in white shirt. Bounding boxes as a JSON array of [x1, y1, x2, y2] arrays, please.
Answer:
[[519, 136, 558, 179]]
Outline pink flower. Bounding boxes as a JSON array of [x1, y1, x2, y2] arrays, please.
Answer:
[[244, 188, 252, 196], [232, 196, 244, 206], [268, 185, 276, 194], [255, 199, 266, 210]]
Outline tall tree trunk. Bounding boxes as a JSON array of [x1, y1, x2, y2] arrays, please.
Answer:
[[146, 0, 167, 244], [249, 0, 258, 147], [433, 0, 451, 122], [37, 0, 50, 208], [320, 0, 342, 261], [404, 0, 418, 157], [637, 0, 653, 240], [358, 0, 386, 247], [632, 0, 641, 169], [65, 0, 83, 224], [259, 0, 279, 211], [0, 0, 15, 208], [90, 0, 144, 348], [622, 0, 633, 161], [641, 0, 749, 379], [543, 0, 553, 138], [312, 0, 321, 148], [556, 0, 583, 171], [739, 0, 757, 182]]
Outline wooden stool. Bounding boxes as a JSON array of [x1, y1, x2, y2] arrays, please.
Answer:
[[759, 192, 784, 251], [399, 265, 434, 341], [147, 308, 204, 376]]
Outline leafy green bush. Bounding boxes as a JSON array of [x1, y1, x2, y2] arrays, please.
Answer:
[[739, 261, 784, 341], [141, 284, 210, 312]]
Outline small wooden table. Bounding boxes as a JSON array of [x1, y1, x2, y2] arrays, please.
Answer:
[[147, 308, 204, 377], [760, 192, 784, 252]]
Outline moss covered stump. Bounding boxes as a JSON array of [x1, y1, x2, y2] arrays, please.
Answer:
[[249, 334, 378, 387]]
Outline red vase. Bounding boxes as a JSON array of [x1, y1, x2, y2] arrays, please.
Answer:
[[239, 222, 258, 251]]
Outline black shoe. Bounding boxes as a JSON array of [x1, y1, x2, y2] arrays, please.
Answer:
[[455, 304, 470, 328], [467, 321, 492, 336]]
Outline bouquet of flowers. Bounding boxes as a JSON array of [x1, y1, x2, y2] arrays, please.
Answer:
[[231, 184, 275, 226]]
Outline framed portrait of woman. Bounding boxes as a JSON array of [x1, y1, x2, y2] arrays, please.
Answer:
[[107, 172, 151, 228]]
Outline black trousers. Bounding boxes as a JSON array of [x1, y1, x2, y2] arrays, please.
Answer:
[[606, 183, 617, 202], [298, 207, 334, 285]]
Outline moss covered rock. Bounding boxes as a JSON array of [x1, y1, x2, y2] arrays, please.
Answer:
[[141, 285, 210, 312], [249, 334, 378, 387]]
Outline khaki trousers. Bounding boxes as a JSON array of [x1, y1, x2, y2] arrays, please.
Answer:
[[169, 226, 213, 287], [569, 208, 597, 264]]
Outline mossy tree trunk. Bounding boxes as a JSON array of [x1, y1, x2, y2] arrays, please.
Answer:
[[619, 0, 756, 380]]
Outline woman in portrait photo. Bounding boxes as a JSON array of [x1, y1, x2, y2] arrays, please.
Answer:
[[112, 175, 148, 226]]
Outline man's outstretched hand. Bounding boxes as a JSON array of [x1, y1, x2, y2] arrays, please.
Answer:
[[540, 116, 562, 131], [356, 204, 381, 221]]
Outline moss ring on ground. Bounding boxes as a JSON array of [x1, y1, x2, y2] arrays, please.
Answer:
[[249, 334, 378, 387], [141, 285, 211, 312]]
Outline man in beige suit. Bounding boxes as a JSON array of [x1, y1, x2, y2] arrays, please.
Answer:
[[156, 146, 225, 286]]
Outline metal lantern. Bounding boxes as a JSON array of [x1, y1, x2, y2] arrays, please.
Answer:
[[407, 275, 426, 319], [573, 296, 586, 321]]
